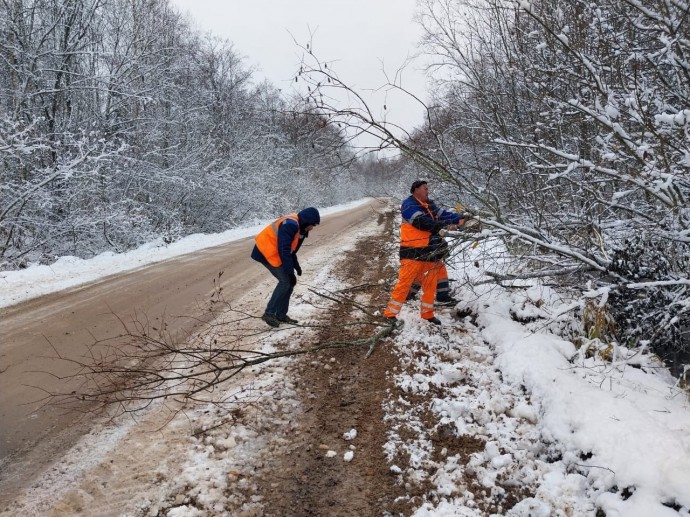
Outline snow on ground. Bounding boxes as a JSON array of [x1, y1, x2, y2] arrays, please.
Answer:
[[2, 198, 690, 516], [384, 238, 690, 516]]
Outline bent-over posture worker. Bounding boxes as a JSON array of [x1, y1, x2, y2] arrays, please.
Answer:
[[251, 207, 320, 327], [384, 180, 473, 325]]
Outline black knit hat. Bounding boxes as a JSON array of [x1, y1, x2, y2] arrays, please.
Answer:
[[410, 180, 427, 193], [298, 207, 320, 226]]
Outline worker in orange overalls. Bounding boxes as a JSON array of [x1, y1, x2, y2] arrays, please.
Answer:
[[251, 207, 320, 327], [384, 180, 473, 325]]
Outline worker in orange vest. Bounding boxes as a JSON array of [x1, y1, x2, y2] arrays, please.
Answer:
[[251, 207, 320, 327], [384, 180, 473, 325]]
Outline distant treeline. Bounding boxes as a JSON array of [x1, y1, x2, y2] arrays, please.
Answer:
[[0, 0, 413, 269]]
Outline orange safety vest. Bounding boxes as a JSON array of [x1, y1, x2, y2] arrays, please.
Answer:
[[255, 214, 300, 267], [400, 198, 436, 248]]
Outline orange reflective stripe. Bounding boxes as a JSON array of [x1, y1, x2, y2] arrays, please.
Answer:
[[387, 299, 403, 314], [255, 214, 300, 267]]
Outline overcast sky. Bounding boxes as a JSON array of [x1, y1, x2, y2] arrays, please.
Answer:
[[170, 0, 429, 148]]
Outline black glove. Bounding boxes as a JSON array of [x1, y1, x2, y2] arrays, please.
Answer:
[[294, 263, 302, 276], [289, 273, 297, 286]]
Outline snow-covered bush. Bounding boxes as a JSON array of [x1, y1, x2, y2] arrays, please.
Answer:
[[403, 0, 690, 375]]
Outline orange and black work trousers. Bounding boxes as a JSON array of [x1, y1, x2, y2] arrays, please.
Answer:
[[407, 262, 451, 301], [384, 259, 443, 320]]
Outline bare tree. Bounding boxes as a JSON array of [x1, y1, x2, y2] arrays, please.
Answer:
[[46, 302, 396, 415], [42, 212, 402, 417]]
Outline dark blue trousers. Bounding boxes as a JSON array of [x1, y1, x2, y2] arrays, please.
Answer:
[[251, 245, 294, 318]]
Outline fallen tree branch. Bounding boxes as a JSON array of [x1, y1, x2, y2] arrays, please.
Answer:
[[37, 284, 398, 417]]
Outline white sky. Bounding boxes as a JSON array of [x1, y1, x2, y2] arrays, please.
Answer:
[[169, 0, 429, 148]]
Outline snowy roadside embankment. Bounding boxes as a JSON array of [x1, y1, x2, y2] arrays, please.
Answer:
[[385, 237, 690, 516]]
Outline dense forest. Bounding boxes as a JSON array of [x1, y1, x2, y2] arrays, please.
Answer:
[[1, 0, 689, 373], [0, 0, 412, 271]]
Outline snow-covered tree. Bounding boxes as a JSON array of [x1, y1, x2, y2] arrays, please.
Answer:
[[419, 0, 690, 372], [295, 0, 690, 373], [0, 0, 364, 269]]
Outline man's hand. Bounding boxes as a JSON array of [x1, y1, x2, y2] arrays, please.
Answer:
[[289, 273, 297, 287], [295, 264, 302, 276]]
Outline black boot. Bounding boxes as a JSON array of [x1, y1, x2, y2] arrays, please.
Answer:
[[437, 297, 459, 307], [423, 316, 442, 325], [277, 315, 298, 324], [261, 313, 281, 328]]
